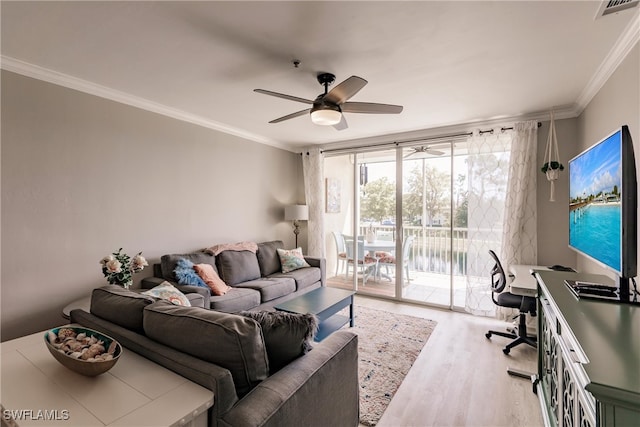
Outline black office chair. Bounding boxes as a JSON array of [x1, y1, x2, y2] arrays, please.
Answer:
[[485, 250, 537, 355]]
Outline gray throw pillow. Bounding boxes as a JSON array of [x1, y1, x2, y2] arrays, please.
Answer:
[[90, 285, 156, 333], [239, 310, 318, 373], [216, 250, 261, 285], [257, 241, 285, 277], [144, 301, 269, 397]]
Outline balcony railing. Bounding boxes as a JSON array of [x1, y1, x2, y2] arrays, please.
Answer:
[[358, 225, 469, 275]]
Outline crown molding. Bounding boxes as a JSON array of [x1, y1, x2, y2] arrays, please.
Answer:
[[319, 104, 579, 153], [575, 9, 640, 113], [0, 56, 299, 152]]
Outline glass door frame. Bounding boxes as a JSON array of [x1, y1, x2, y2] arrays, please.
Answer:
[[325, 140, 468, 312]]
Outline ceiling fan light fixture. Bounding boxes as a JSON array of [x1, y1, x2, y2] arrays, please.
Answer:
[[310, 106, 342, 126]]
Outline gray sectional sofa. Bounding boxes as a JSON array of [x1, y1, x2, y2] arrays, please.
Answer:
[[141, 240, 326, 312], [70, 285, 359, 427]]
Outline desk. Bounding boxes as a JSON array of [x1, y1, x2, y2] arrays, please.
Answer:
[[509, 264, 551, 296], [1, 327, 213, 426]]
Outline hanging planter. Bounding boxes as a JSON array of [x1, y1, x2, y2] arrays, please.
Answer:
[[541, 111, 563, 202]]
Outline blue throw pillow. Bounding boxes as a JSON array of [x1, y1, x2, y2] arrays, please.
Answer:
[[174, 258, 208, 288]]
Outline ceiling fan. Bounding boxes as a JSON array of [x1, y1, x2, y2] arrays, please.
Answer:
[[404, 146, 445, 158], [254, 73, 403, 131]]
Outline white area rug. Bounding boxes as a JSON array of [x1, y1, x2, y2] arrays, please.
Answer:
[[348, 306, 437, 426]]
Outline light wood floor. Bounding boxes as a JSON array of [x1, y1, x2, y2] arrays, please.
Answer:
[[354, 295, 543, 427]]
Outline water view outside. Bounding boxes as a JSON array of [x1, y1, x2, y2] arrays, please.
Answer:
[[570, 204, 621, 271], [569, 130, 622, 272]]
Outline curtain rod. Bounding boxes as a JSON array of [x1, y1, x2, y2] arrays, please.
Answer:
[[319, 121, 541, 155]]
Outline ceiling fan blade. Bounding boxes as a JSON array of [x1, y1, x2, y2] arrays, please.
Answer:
[[426, 149, 445, 156], [269, 109, 311, 124], [324, 76, 368, 105], [341, 102, 403, 114], [404, 151, 416, 159], [333, 115, 348, 131], [254, 89, 313, 105]]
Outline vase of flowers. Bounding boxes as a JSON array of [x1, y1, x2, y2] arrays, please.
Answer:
[[100, 248, 148, 289]]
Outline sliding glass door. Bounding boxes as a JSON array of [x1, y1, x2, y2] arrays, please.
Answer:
[[324, 151, 397, 298], [324, 144, 464, 308], [399, 143, 468, 308]]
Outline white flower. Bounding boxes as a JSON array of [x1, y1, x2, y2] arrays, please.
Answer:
[[132, 254, 148, 270], [105, 259, 122, 273], [99, 255, 115, 266]]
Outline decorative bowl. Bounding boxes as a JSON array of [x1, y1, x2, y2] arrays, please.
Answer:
[[44, 326, 122, 376]]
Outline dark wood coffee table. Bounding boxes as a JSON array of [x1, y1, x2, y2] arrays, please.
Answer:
[[274, 287, 355, 341]]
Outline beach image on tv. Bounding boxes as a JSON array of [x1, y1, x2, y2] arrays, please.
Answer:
[[569, 131, 622, 272]]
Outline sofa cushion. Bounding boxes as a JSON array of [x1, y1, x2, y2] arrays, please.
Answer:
[[209, 287, 261, 313], [238, 311, 318, 373], [194, 263, 231, 296], [277, 247, 311, 273], [256, 240, 284, 277], [143, 301, 269, 397], [141, 281, 191, 306], [160, 253, 217, 282], [173, 258, 208, 288], [234, 278, 296, 302], [216, 250, 261, 286], [90, 285, 156, 334], [270, 267, 322, 291]]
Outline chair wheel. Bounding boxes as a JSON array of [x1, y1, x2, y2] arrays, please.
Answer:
[[485, 332, 491, 339], [503, 348, 510, 355]]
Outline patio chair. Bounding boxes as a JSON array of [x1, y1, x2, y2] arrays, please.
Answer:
[[331, 231, 349, 276], [376, 235, 415, 285], [344, 236, 378, 285]]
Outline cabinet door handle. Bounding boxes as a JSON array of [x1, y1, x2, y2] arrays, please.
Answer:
[[568, 348, 581, 364]]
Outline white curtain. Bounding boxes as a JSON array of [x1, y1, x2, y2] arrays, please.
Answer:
[[494, 120, 538, 321], [465, 128, 512, 316], [302, 147, 325, 257], [501, 120, 538, 267]]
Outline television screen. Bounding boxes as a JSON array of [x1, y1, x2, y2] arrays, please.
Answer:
[[569, 130, 623, 273]]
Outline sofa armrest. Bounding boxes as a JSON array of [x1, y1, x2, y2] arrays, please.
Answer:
[[219, 330, 359, 427], [304, 256, 326, 286], [140, 276, 168, 289], [186, 293, 206, 308]]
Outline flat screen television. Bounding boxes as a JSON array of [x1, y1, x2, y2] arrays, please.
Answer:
[[568, 125, 637, 302]]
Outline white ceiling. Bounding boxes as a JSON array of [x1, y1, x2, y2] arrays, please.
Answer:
[[2, 1, 639, 151]]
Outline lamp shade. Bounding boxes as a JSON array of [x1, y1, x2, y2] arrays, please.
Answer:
[[284, 205, 309, 221]]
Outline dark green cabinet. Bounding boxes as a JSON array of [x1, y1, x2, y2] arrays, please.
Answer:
[[534, 271, 640, 427]]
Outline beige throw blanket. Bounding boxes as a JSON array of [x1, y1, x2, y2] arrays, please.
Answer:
[[204, 241, 258, 256]]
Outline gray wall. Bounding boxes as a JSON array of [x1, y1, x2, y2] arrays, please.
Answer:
[[536, 42, 639, 274], [576, 42, 640, 278], [536, 117, 579, 268], [1, 71, 305, 341]]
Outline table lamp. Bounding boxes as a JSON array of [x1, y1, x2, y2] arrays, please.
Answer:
[[284, 205, 309, 248]]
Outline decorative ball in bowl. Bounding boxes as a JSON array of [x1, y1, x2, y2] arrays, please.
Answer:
[[44, 326, 122, 376]]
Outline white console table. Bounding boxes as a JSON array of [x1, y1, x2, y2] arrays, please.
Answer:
[[1, 327, 213, 426], [509, 264, 551, 297]]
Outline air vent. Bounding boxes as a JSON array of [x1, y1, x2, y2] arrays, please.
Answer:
[[595, 0, 639, 19]]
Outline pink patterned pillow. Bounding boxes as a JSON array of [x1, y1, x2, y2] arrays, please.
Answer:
[[194, 263, 231, 296]]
